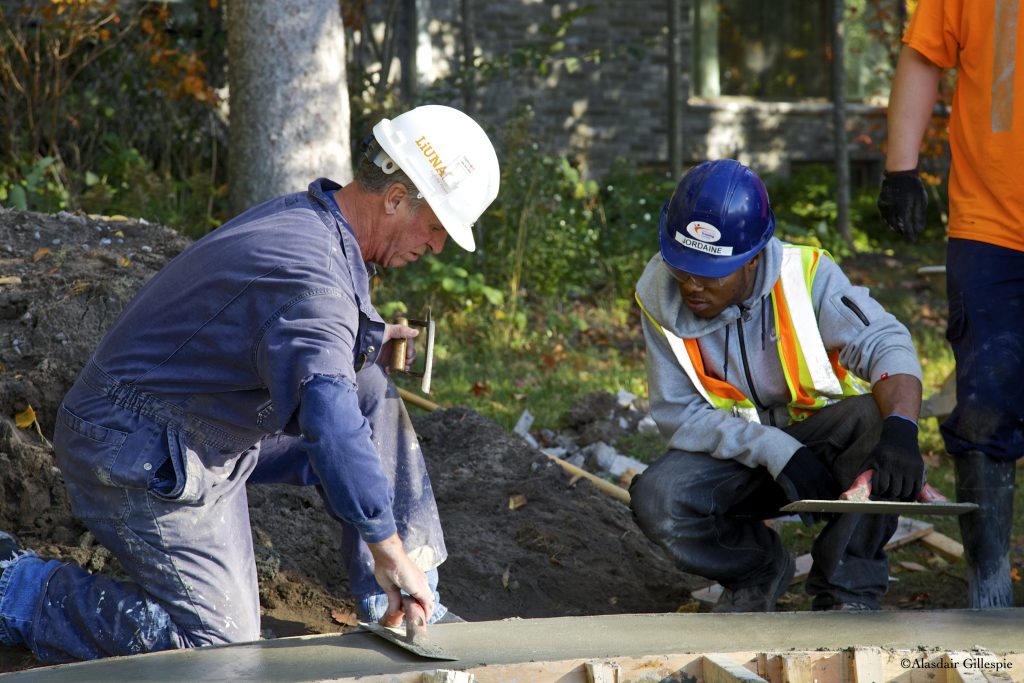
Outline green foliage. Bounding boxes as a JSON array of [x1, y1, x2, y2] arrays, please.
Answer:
[[0, 0, 227, 232], [0, 156, 68, 212], [597, 162, 677, 296]]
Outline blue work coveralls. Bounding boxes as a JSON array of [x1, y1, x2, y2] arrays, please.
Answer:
[[0, 179, 447, 662]]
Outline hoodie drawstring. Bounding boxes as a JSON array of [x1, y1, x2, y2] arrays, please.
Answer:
[[761, 295, 768, 351], [723, 324, 730, 381]]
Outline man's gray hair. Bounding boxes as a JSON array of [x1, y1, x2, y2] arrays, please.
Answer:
[[355, 140, 426, 211]]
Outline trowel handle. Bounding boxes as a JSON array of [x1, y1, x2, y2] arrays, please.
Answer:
[[402, 596, 428, 643], [391, 316, 409, 372], [840, 469, 874, 501], [841, 468, 949, 503]]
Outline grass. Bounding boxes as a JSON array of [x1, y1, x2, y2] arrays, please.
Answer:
[[393, 304, 649, 433]]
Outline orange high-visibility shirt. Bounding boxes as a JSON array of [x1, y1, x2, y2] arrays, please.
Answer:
[[905, 0, 1024, 253]]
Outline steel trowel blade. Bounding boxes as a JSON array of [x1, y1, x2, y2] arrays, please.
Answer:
[[358, 621, 459, 661], [781, 499, 979, 515]]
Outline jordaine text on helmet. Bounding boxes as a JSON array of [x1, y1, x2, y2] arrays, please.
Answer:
[[674, 232, 734, 256]]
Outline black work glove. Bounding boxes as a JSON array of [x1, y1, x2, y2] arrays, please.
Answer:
[[860, 416, 925, 501], [776, 447, 841, 502], [877, 169, 928, 242]]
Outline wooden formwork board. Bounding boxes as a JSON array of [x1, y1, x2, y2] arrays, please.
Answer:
[[351, 649, 1023, 683]]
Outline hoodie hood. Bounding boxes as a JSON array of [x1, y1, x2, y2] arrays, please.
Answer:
[[637, 237, 783, 338]]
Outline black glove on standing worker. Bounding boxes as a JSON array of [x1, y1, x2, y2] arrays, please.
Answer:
[[861, 415, 925, 501], [877, 169, 928, 242], [776, 447, 841, 502]]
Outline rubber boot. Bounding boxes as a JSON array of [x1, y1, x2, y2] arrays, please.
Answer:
[[954, 451, 1016, 609]]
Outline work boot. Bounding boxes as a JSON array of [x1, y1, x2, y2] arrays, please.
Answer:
[[955, 451, 1016, 609], [714, 554, 795, 613]]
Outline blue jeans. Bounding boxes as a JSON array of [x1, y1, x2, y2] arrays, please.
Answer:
[[0, 364, 447, 663], [941, 238, 1024, 462], [630, 395, 898, 608]]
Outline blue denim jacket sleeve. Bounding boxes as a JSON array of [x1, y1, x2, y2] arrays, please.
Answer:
[[297, 374, 397, 542], [254, 284, 395, 541]]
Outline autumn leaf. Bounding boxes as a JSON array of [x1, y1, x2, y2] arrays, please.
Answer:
[[32, 247, 50, 262], [617, 468, 639, 488], [330, 609, 358, 626], [470, 381, 491, 396], [15, 405, 37, 429], [508, 493, 528, 510]]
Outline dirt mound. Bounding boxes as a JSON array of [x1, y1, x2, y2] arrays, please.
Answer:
[[0, 207, 697, 673], [415, 406, 692, 619]]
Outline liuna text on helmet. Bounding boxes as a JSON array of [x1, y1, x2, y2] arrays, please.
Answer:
[[415, 136, 447, 178], [674, 231, 734, 256]]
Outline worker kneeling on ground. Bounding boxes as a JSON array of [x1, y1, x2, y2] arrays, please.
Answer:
[[0, 105, 499, 662], [630, 159, 925, 612]]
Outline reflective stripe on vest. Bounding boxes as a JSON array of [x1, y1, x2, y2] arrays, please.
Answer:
[[637, 244, 866, 424]]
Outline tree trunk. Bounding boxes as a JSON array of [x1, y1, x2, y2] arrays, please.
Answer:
[[460, 0, 477, 113], [832, 0, 853, 250], [227, 0, 352, 214]]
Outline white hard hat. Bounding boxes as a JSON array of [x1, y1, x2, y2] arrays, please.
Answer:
[[371, 105, 500, 252]]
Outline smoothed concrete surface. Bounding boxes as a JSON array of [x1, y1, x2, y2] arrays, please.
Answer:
[[4, 610, 1024, 682]]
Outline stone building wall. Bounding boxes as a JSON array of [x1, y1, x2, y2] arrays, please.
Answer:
[[359, 0, 890, 182]]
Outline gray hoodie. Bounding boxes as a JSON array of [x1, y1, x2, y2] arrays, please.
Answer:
[[636, 237, 922, 478]]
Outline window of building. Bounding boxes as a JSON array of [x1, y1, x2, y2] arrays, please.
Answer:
[[691, 0, 902, 102]]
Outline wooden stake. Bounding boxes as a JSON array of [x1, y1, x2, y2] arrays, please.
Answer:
[[921, 531, 965, 561], [702, 654, 769, 682], [398, 387, 441, 413], [584, 660, 621, 683]]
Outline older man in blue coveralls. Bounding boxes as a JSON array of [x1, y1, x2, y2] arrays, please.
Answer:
[[0, 105, 500, 662]]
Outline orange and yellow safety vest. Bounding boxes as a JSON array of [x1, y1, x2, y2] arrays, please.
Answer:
[[638, 245, 867, 424]]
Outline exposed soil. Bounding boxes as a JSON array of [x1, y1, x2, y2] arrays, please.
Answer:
[[0, 207, 697, 674]]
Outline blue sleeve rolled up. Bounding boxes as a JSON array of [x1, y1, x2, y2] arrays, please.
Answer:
[[297, 374, 397, 543]]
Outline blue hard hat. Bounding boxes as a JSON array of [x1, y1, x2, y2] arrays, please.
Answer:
[[659, 159, 775, 278]]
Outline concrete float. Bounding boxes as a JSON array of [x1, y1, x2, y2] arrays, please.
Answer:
[[3, 610, 1023, 682]]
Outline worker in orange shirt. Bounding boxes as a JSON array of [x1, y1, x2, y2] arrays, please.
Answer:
[[878, 0, 1023, 608]]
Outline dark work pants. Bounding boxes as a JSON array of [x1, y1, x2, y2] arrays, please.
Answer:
[[942, 239, 1024, 608], [630, 395, 898, 608], [942, 239, 1024, 462]]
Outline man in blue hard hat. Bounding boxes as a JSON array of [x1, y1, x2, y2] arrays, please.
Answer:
[[630, 159, 926, 612]]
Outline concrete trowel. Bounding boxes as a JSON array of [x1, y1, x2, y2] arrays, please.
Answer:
[[781, 468, 979, 516], [358, 598, 458, 661]]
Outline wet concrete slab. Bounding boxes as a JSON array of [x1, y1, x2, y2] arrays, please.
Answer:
[[4, 610, 1023, 682]]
